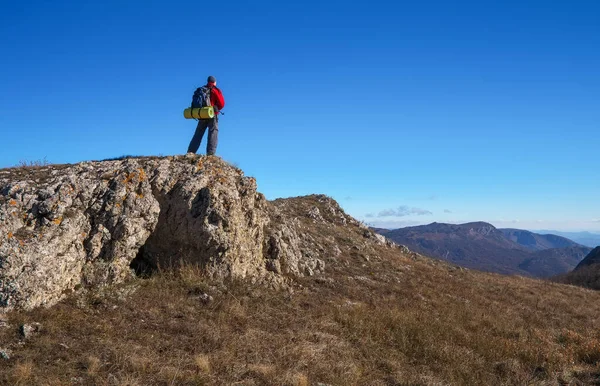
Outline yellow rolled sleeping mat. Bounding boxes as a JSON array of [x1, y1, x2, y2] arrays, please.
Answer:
[[183, 106, 215, 119]]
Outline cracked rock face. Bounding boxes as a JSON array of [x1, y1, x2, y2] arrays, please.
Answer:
[[0, 156, 277, 310], [264, 195, 366, 277], [265, 218, 326, 277], [0, 159, 160, 310]]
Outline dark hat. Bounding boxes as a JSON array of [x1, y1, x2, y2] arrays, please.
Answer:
[[207, 76, 216, 83]]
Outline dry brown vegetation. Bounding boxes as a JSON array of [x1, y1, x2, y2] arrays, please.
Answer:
[[554, 264, 600, 291], [1, 196, 600, 385], [2, 255, 600, 385], [16, 158, 50, 168]]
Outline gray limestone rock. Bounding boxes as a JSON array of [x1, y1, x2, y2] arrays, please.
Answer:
[[1, 156, 274, 310], [0, 156, 392, 311]]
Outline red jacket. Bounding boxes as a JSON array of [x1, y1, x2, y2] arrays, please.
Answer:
[[208, 83, 225, 113]]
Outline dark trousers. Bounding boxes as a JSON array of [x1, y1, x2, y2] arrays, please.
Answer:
[[187, 117, 218, 155]]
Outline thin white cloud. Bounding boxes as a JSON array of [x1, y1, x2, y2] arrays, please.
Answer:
[[366, 220, 426, 229], [379, 209, 398, 217], [377, 205, 432, 217], [497, 219, 520, 224]]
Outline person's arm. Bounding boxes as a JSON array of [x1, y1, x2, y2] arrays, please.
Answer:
[[212, 88, 225, 111]]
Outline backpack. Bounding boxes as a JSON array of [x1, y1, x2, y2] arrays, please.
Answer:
[[191, 86, 212, 108]]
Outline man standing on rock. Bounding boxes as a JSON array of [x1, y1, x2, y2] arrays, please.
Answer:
[[187, 76, 226, 155]]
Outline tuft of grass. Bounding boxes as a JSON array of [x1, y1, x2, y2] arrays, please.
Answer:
[[16, 157, 49, 168], [293, 373, 310, 386], [194, 354, 211, 373], [83, 355, 101, 375], [11, 361, 34, 384]]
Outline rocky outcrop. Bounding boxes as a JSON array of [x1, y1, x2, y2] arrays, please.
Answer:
[[0, 157, 262, 310], [265, 194, 401, 275], [0, 156, 396, 311]]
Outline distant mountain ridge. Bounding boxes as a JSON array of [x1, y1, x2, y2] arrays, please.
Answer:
[[500, 228, 581, 251], [535, 230, 600, 248], [519, 246, 592, 278], [374, 222, 591, 278]]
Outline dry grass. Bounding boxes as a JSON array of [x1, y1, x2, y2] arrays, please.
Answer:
[[2, 251, 600, 385], [16, 158, 50, 168], [554, 264, 600, 290], [0, 158, 70, 184], [10, 360, 34, 385]]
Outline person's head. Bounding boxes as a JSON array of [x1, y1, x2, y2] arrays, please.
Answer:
[[207, 75, 217, 86]]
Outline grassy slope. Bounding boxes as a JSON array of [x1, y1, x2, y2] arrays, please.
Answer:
[[1, 198, 600, 385]]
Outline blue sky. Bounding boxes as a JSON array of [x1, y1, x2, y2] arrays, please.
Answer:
[[1, 0, 599, 231]]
